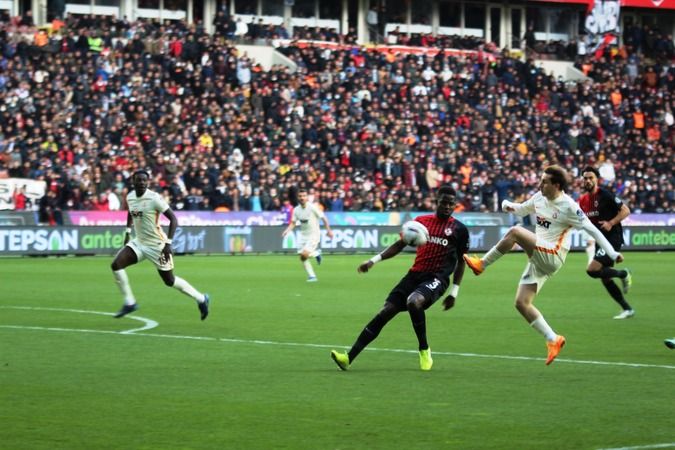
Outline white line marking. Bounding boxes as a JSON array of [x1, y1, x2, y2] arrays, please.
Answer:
[[597, 443, 675, 450], [0, 306, 158, 334], [0, 322, 674, 370]]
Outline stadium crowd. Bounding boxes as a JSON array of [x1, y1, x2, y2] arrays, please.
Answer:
[[0, 12, 673, 225]]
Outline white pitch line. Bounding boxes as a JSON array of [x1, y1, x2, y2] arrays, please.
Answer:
[[0, 305, 158, 334], [1, 322, 674, 370], [597, 443, 675, 450]]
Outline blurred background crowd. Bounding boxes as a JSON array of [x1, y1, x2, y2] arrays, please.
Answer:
[[0, 11, 672, 225]]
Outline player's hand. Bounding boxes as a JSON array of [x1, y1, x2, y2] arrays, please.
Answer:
[[501, 200, 515, 212], [160, 243, 173, 264], [615, 253, 624, 263], [599, 221, 612, 232], [327, 230, 334, 238], [442, 295, 456, 311], [357, 261, 373, 273]]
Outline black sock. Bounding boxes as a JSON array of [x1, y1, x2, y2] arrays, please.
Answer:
[[602, 279, 632, 310], [598, 267, 626, 278], [348, 313, 390, 363], [408, 307, 428, 351]]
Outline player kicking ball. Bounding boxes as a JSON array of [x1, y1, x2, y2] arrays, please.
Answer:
[[330, 185, 469, 371], [110, 170, 210, 320], [463, 166, 624, 365]]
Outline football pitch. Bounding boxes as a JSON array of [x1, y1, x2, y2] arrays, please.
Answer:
[[1, 252, 673, 450]]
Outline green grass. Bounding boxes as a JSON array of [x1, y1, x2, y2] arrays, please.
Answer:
[[1, 252, 674, 450]]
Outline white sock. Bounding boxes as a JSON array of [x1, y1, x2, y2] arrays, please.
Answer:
[[482, 247, 504, 267], [585, 241, 595, 264], [172, 276, 205, 303], [303, 260, 316, 278], [113, 269, 136, 306], [530, 316, 557, 342]]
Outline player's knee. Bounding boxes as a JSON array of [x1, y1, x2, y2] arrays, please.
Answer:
[[163, 276, 175, 287], [111, 261, 121, 271], [514, 298, 528, 312], [406, 294, 425, 311], [504, 226, 522, 240], [586, 269, 602, 279]]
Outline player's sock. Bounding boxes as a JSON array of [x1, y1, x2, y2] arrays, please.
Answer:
[[172, 276, 206, 302], [408, 308, 428, 351], [530, 315, 557, 342], [585, 242, 595, 264], [348, 314, 388, 363], [482, 247, 504, 267], [602, 279, 632, 310], [113, 269, 136, 305], [303, 260, 316, 278], [598, 267, 625, 278]]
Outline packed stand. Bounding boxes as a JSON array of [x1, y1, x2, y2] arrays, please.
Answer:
[[0, 13, 672, 223]]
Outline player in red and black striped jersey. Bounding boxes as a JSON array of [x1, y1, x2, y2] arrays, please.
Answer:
[[330, 185, 470, 371], [579, 166, 634, 319]]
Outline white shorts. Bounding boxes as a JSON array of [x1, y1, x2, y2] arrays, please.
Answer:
[[297, 234, 320, 256], [126, 239, 174, 271], [519, 247, 566, 291]]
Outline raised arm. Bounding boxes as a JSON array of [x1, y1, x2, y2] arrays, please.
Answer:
[[581, 217, 623, 262], [502, 196, 536, 217], [357, 239, 407, 273]]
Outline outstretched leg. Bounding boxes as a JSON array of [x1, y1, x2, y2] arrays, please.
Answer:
[[586, 259, 633, 316], [111, 247, 139, 317], [331, 303, 399, 370], [159, 270, 209, 320], [465, 226, 537, 275]]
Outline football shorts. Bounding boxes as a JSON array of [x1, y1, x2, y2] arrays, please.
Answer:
[[126, 239, 174, 271]]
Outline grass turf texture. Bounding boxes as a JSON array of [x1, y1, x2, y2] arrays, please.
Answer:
[[1, 252, 673, 450]]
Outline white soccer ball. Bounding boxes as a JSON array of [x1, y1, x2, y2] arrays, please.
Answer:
[[401, 220, 429, 247]]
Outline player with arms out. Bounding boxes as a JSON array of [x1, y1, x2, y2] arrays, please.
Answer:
[[579, 166, 634, 319], [282, 188, 334, 282], [111, 170, 210, 319], [463, 166, 624, 365], [330, 185, 469, 371]]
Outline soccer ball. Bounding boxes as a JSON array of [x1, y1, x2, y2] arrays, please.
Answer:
[[401, 221, 429, 247]]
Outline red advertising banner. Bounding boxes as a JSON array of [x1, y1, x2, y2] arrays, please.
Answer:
[[532, 0, 675, 8], [621, 0, 675, 8]]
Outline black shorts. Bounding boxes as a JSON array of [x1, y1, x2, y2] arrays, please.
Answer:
[[593, 238, 623, 267], [384, 271, 448, 312]]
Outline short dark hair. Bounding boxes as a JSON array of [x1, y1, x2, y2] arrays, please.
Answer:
[[544, 165, 568, 191], [132, 169, 150, 179], [582, 165, 600, 179], [438, 185, 457, 197]]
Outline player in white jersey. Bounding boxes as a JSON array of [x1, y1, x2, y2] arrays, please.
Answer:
[[110, 170, 210, 320], [282, 189, 334, 282], [463, 166, 624, 365]]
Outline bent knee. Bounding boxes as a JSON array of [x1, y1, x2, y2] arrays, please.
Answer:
[[406, 294, 425, 311], [586, 270, 602, 279]]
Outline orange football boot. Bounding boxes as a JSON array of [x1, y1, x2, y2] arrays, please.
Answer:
[[545, 335, 566, 365], [463, 254, 484, 275]]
